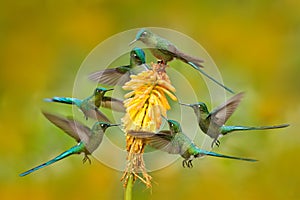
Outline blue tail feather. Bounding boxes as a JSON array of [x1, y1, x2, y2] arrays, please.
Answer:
[[19, 143, 84, 177], [44, 97, 81, 105], [222, 124, 289, 134], [188, 61, 235, 94], [198, 149, 257, 162]]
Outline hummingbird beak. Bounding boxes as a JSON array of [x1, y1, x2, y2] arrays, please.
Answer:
[[106, 88, 114, 91], [110, 123, 121, 127], [129, 39, 137, 46], [161, 115, 168, 121], [179, 102, 192, 107]]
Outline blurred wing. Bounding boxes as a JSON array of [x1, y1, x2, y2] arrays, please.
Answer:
[[42, 111, 91, 143], [208, 92, 244, 126], [128, 130, 181, 155], [130, 64, 150, 74], [88, 67, 131, 86], [101, 97, 125, 113], [82, 106, 111, 123], [159, 130, 177, 136], [127, 130, 156, 138], [154, 132, 182, 154]]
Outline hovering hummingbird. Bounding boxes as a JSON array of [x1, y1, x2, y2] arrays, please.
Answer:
[[130, 28, 235, 94], [19, 112, 119, 177], [45, 87, 125, 122], [93, 87, 125, 113], [128, 119, 257, 168], [88, 47, 150, 86], [180, 92, 290, 148]]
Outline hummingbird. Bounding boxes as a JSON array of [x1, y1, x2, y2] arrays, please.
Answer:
[[128, 119, 257, 168], [19, 112, 119, 177], [93, 87, 125, 113], [130, 28, 235, 94], [180, 92, 290, 148], [88, 47, 150, 86], [45, 87, 125, 121]]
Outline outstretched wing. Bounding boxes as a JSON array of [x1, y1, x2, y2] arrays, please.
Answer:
[[42, 111, 91, 143], [88, 67, 131, 86], [208, 92, 244, 126], [127, 130, 181, 155]]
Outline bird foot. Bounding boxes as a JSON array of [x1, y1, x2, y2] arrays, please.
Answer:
[[211, 139, 221, 148], [182, 160, 193, 168], [182, 160, 187, 168], [82, 155, 91, 164], [187, 160, 193, 168]]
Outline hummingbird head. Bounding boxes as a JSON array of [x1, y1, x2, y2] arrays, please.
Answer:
[[93, 122, 120, 132], [94, 87, 113, 96], [129, 28, 153, 45], [135, 28, 152, 41], [180, 102, 208, 113], [194, 102, 209, 114], [130, 47, 146, 65], [167, 119, 182, 133]]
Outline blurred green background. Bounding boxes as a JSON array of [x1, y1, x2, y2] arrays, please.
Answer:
[[1, 1, 299, 199]]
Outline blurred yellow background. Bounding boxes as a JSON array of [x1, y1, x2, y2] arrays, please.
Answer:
[[1, 1, 299, 199]]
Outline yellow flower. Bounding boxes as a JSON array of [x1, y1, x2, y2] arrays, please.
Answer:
[[121, 63, 177, 187]]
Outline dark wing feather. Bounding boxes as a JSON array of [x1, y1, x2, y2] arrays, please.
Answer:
[[208, 92, 244, 126], [159, 130, 177, 136], [88, 68, 131, 86], [42, 111, 91, 143], [167, 44, 204, 68], [128, 130, 181, 155], [127, 130, 156, 138]]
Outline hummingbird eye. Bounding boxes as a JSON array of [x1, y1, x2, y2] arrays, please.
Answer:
[[141, 31, 147, 37]]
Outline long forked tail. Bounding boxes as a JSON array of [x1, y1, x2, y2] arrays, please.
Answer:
[[19, 143, 84, 177], [198, 149, 257, 162], [179, 53, 204, 68], [223, 124, 290, 134], [188, 62, 235, 94]]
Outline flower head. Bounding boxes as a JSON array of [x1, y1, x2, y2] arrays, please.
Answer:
[[121, 63, 177, 187]]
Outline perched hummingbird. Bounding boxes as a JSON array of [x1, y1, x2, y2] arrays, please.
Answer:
[[19, 112, 119, 177], [180, 92, 290, 148], [128, 119, 257, 168], [88, 47, 150, 86], [130, 28, 235, 94], [45, 87, 125, 122]]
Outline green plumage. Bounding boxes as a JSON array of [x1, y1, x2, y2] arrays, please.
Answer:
[[130, 28, 235, 93], [88, 47, 150, 86], [19, 112, 119, 177], [180, 92, 289, 147], [45, 87, 125, 121], [128, 119, 257, 168]]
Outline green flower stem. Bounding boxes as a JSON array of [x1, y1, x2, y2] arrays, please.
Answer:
[[124, 173, 134, 200]]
